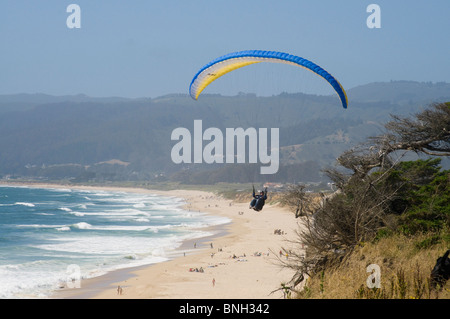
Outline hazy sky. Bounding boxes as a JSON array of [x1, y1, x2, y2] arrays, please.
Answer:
[[1, 1, 449, 98]]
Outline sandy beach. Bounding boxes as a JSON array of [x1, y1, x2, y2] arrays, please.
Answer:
[[2, 182, 301, 299]]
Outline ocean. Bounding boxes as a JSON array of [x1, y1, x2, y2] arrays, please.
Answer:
[[0, 185, 230, 298]]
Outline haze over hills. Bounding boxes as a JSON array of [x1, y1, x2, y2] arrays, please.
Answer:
[[1, 81, 449, 184]]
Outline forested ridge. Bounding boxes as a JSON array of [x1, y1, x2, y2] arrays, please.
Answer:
[[0, 81, 449, 183]]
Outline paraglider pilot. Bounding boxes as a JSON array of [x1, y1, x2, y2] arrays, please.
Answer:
[[249, 185, 267, 211]]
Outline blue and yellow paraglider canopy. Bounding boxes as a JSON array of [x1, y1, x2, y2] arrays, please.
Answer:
[[189, 50, 348, 109]]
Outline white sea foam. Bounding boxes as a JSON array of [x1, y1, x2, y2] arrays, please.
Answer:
[[33, 234, 183, 256], [71, 222, 92, 230], [69, 211, 85, 217], [0, 186, 232, 298], [47, 187, 72, 193], [73, 209, 150, 219], [15, 202, 35, 207], [17, 224, 66, 229]]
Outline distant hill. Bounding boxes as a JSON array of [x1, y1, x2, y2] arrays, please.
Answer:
[[347, 81, 450, 104], [0, 81, 449, 184], [0, 93, 133, 114]]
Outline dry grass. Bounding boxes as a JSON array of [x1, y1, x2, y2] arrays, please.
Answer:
[[295, 232, 450, 299]]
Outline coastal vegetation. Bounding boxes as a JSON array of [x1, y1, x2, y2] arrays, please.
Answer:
[[279, 102, 450, 298]]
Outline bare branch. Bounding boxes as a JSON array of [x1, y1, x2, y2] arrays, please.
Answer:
[[278, 102, 450, 291]]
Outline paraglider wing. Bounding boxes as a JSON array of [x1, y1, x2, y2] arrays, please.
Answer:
[[189, 50, 348, 109]]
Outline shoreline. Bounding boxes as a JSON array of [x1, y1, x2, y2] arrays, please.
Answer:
[[54, 219, 233, 299], [53, 224, 232, 299], [1, 181, 300, 299]]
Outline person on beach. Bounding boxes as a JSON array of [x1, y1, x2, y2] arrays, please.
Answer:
[[249, 185, 268, 211], [212, 278, 216, 287]]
